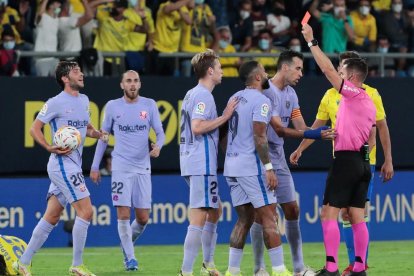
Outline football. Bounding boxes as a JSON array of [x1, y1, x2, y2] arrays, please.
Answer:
[[53, 126, 82, 151]]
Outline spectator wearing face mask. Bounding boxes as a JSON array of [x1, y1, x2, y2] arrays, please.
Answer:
[[250, 0, 267, 44], [350, 0, 377, 52], [288, 37, 301, 52], [0, 26, 18, 76], [267, 0, 291, 46], [216, 26, 240, 77], [228, 0, 253, 51], [377, 0, 409, 76], [34, 0, 63, 76], [310, 0, 355, 53], [368, 35, 396, 77], [248, 29, 280, 75]]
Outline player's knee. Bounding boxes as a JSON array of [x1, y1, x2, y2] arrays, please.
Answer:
[[284, 204, 300, 220], [136, 216, 149, 226]]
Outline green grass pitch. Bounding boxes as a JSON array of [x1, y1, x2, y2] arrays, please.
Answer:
[[28, 241, 413, 275]]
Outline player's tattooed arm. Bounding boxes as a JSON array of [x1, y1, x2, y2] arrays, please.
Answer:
[[253, 121, 271, 165]]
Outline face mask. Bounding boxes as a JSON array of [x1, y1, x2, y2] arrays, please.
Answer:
[[392, 4, 403, 13], [378, 47, 389, 53], [334, 6, 345, 17], [240, 10, 250, 20], [359, 6, 370, 15], [219, 39, 229, 49], [290, 45, 301, 52], [258, 39, 270, 50], [3, 41, 15, 50], [128, 0, 137, 7], [54, 7, 61, 15], [195, 0, 204, 4]]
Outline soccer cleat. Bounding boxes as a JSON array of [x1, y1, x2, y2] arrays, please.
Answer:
[[125, 258, 138, 271], [224, 270, 243, 276], [254, 267, 270, 276], [200, 263, 222, 276], [349, 271, 366, 276], [340, 265, 353, 276], [272, 269, 293, 276], [315, 268, 340, 276], [12, 260, 32, 276], [69, 264, 96, 276], [295, 266, 316, 276], [178, 270, 194, 276]]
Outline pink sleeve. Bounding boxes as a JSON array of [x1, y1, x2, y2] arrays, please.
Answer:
[[339, 80, 363, 99]]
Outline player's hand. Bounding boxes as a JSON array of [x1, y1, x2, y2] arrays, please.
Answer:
[[223, 98, 239, 120], [48, 145, 72, 155], [266, 170, 278, 191], [149, 143, 160, 158], [90, 170, 101, 184], [321, 128, 337, 140], [380, 160, 394, 183], [99, 130, 109, 143], [301, 23, 314, 43], [290, 150, 302, 165]]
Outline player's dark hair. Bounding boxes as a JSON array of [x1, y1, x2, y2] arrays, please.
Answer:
[[191, 49, 219, 79], [46, 0, 62, 10], [276, 50, 304, 71], [239, 60, 260, 85], [339, 51, 360, 62], [55, 61, 79, 89], [343, 58, 368, 82]]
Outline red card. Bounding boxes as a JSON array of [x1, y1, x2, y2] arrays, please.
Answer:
[[301, 11, 311, 26]]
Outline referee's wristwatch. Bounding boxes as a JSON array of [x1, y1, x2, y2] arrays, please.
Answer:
[[307, 39, 318, 48]]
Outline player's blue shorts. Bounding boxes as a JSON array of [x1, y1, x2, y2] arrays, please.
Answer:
[[47, 170, 90, 206], [184, 175, 220, 209], [226, 175, 276, 208], [367, 165, 375, 201], [111, 171, 152, 209]]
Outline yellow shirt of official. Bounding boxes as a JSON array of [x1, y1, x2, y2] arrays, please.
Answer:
[[1, 7, 23, 44], [218, 44, 239, 77], [153, 2, 189, 53], [350, 11, 377, 46], [248, 47, 280, 76], [316, 84, 386, 165], [123, 7, 155, 51], [180, 4, 213, 53], [0, 235, 28, 276]]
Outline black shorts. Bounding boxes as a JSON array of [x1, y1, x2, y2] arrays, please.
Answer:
[[323, 151, 372, 208]]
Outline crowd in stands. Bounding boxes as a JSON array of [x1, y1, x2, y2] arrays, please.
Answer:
[[2, 0, 414, 77]]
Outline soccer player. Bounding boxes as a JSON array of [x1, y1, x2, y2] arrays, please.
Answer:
[[1, 235, 27, 275], [223, 60, 289, 276], [250, 50, 336, 276], [13, 61, 105, 276], [289, 51, 394, 276], [179, 49, 237, 276], [90, 70, 165, 271], [301, 24, 376, 276]]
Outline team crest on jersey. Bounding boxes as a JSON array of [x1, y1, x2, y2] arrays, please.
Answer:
[[285, 101, 291, 109], [39, 103, 48, 116], [261, 103, 269, 117], [79, 185, 86, 192], [195, 102, 206, 115], [139, 111, 148, 120]]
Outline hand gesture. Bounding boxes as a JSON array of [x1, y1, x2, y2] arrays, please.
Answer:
[[99, 130, 109, 143], [266, 170, 278, 191], [301, 23, 314, 43], [321, 127, 336, 140], [222, 98, 238, 120], [149, 143, 160, 158], [290, 150, 302, 165], [380, 161, 394, 182], [90, 170, 101, 184]]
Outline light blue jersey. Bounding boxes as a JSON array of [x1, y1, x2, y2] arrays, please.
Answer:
[[180, 84, 219, 176], [263, 81, 299, 164], [91, 96, 165, 174], [224, 88, 272, 177], [37, 91, 90, 173]]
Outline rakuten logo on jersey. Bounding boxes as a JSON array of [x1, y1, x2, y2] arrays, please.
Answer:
[[68, 120, 88, 128], [118, 124, 147, 132]]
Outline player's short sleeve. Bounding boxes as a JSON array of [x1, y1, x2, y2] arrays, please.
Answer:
[[370, 88, 386, 121], [253, 97, 271, 124], [36, 98, 59, 124], [263, 88, 280, 117], [291, 89, 300, 109], [316, 92, 330, 120], [191, 91, 215, 120], [101, 101, 114, 133]]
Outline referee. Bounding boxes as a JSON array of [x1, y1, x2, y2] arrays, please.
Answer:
[[302, 24, 375, 276]]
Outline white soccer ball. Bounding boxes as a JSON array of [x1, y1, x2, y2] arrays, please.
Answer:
[[53, 126, 82, 151]]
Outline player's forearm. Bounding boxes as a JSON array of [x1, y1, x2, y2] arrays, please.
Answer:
[[192, 116, 227, 136], [30, 127, 51, 152], [154, 128, 166, 149], [377, 120, 393, 162], [296, 138, 316, 154], [87, 124, 100, 139], [254, 134, 271, 165], [91, 140, 108, 171]]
